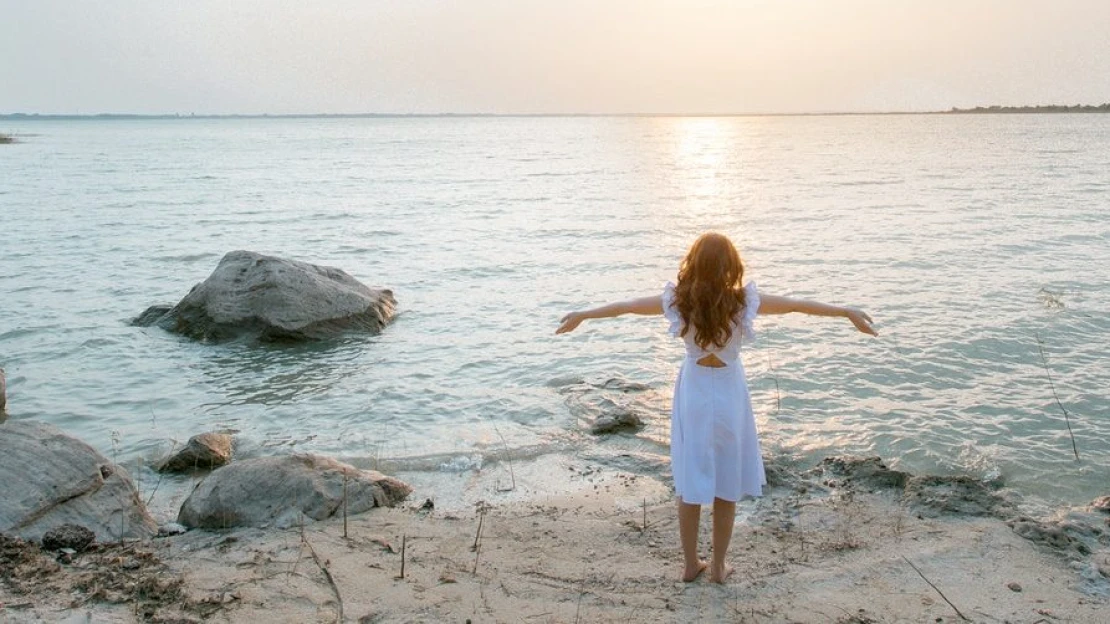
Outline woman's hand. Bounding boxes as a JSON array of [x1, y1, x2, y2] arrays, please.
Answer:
[[556, 311, 586, 334], [846, 308, 878, 336]]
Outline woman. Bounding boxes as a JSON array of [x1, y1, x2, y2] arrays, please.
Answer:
[[556, 232, 876, 582]]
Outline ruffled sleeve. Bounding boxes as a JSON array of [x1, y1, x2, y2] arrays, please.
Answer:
[[662, 281, 683, 337], [740, 281, 760, 343]]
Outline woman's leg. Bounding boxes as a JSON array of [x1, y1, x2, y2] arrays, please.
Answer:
[[677, 498, 707, 581], [710, 497, 736, 583]]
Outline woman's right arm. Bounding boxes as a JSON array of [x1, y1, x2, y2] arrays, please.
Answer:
[[758, 294, 878, 336], [555, 296, 663, 334]]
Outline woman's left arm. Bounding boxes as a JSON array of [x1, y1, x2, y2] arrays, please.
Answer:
[[555, 296, 663, 334], [758, 294, 878, 336]]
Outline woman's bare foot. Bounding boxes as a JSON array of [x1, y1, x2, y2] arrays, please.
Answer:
[[709, 563, 734, 584], [682, 560, 708, 582]]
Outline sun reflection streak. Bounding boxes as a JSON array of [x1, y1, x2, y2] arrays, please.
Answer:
[[657, 117, 752, 232]]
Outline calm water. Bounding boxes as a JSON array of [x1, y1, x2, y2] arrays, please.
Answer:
[[1, 115, 1107, 510]]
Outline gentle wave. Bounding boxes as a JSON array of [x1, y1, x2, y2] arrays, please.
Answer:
[[0, 114, 1108, 509]]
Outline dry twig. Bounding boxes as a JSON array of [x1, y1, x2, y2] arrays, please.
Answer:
[[399, 534, 407, 579], [302, 534, 343, 624], [902, 555, 969, 622], [472, 509, 486, 574]]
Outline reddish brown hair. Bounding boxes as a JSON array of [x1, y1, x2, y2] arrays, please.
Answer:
[[673, 232, 747, 349]]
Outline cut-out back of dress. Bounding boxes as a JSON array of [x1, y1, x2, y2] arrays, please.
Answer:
[[695, 353, 727, 368]]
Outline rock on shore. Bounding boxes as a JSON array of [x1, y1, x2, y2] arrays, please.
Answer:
[[0, 421, 157, 542], [177, 454, 411, 529], [133, 250, 396, 342]]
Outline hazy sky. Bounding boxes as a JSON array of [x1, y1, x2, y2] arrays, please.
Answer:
[[2, 0, 1108, 115]]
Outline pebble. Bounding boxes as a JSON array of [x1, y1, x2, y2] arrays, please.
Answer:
[[157, 522, 188, 537], [1007, 582, 1022, 592]]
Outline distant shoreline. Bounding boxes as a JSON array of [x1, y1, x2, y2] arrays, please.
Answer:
[[3, 104, 1109, 121]]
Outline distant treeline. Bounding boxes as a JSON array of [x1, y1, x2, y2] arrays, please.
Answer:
[[947, 103, 1110, 114]]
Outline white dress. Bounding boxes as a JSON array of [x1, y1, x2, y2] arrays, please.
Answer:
[[663, 281, 766, 504]]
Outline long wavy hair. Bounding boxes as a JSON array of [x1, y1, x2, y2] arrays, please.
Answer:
[[673, 232, 747, 350]]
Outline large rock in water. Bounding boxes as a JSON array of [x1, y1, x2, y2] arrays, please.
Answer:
[[0, 421, 157, 542], [134, 250, 396, 342], [177, 454, 412, 529]]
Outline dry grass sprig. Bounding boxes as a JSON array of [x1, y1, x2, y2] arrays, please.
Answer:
[[1035, 333, 1080, 460], [493, 424, 516, 491]]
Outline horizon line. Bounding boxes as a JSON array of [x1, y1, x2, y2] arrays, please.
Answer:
[[3, 103, 1110, 120]]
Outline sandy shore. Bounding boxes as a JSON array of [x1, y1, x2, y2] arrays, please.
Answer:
[[2, 454, 1108, 623]]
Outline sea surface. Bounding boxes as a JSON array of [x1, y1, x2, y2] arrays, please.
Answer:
[[1, 114, 1107, 513]]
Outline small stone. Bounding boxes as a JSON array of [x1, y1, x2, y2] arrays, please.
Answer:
[[420, 498, 434, 510], [1007, 582, 1022, 592], [41, 524, 95, 552], [157, 522, 188, 537], [438, 571, 456, 584], [1090, 496, 1110, 513], [157, 432, 233, 472]]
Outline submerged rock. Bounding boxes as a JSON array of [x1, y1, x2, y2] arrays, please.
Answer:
[[1090, 496, 1110, 514], [559, 376, 657, 436], [1008, 514, 1100, 557], [132, 305, 172, 327], [590, 400, 646, 434], [809, 456, 910, 491], [0, 367, 6, 413], [133, 250, 396, 342], [157, 432, 233, 472], [902, 475, 1013, 518], [0, 421, 157, 542], [177, 454, 412, 529]]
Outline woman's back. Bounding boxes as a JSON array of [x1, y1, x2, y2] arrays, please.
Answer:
[[663, 281, 760, 366]]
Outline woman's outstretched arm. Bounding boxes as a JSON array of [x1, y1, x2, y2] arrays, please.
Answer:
[[757, 294, 878, 336], [555, 296, 663, 334]]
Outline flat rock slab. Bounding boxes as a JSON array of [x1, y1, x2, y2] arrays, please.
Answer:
[[134, 250, 396, 342], [0, 421, 156, 542], [177, 454, 412, 529]]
